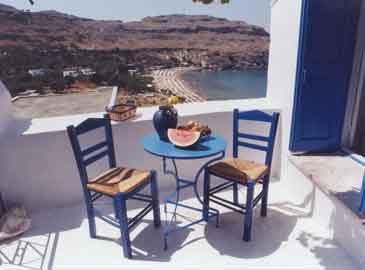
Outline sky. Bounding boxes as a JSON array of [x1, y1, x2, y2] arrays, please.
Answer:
[[1, 0, 271, 31]]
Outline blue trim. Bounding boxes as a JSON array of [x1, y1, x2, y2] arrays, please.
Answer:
[[233, 109, 239, 158], [233, 182, 239, 205], [243, 181, 255, 242], [104, 114, 117, 168], [289, 0, 360, 152], [265, 113, 280, 167], [73, 118, 108, 135], [238, 110, 274, 122], [289, 0, 309, 151], [358, 174, 365, 213], [260, 174, 270, 217], [342, 148, 365, 166], [150, 170, 161, 228], [341, 148, 365, 214], [238, 133, 269, 142], [203, 168, 211, 221], [114, 193, 132, 259], [232, 110, 241, 205]]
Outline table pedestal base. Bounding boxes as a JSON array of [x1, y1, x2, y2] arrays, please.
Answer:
[[161, 153, 225, 250]]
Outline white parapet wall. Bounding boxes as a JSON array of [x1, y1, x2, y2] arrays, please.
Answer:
[[0, 81, 14, 136], [0, 97, 281, 212], [267, 0, 303, 178]]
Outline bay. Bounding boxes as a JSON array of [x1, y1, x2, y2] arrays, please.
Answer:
[[181, 69, 267, 100]]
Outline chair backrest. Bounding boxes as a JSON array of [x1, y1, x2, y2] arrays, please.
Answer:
[[67, 116, 116, 186], [233, 109, 280, 169]]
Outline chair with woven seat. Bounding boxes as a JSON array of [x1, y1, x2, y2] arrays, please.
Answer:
[[67, 117, 161, 259], [203, 109, 279, 241]]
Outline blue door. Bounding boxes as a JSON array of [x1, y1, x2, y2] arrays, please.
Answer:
[[290, 0, 361, 152]]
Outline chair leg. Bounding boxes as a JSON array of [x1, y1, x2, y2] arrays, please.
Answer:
[[203, 168, 210, 221], [113, 193, 132, 259], [113, 198, 120, 221], [150, 170, 161, 228], [85, 192, 97, 238], [233, 182, 239, 204], [261, 174, 270, 217], [243, 181, 255, 242]]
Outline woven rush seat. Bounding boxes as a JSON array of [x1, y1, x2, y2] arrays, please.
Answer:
[[208, 158, 268, 183], [87, 167, 151, 196]]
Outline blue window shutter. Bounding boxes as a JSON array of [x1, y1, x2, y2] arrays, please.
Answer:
[[290, 0, 361, 152]]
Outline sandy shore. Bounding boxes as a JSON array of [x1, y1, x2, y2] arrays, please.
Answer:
[[151, 67, 206, 103]]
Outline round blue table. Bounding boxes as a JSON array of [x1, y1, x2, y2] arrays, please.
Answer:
[[142, 133, 227, 249]]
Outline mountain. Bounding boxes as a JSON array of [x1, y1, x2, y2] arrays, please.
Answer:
[[0, 4, 269, 69], [0, 3, 18, 12]]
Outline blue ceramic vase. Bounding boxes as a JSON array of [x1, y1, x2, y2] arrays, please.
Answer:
[[153, 105, 178, 141]]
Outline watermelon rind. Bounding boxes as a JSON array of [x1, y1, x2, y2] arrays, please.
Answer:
[[167, 129, 201, 148]]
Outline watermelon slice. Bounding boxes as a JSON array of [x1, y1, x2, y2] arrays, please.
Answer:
[[168, 129, 201, 148]]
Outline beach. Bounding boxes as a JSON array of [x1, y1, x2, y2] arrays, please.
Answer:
[[151, 67, 206, 103]]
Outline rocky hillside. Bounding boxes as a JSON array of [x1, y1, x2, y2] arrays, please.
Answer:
[[0, 3, 269, 69]]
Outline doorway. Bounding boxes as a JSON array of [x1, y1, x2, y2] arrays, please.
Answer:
[[343, 1, 365, 155]]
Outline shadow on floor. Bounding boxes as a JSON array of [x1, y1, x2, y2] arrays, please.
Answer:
[[130, 205, 300, 261], [204, 208, 297, 259], [129, 220, 192, 261], [0, 232, 58, 270], [2, 181, 356, 268], [296, 231, 349, 268], [334, 188, 364, 218]]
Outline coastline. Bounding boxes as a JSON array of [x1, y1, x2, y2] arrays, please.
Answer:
[[151, 67, 206, 103]]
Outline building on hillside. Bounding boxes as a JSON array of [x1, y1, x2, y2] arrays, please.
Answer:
[[63, 67, 95, 78], [28, 68, 47, 77], [80, 68, 96, 76], [63, 68, 80, 78]]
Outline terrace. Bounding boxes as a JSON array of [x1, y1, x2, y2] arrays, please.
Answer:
[[1, 93, 364, 269], [1, 0, 365, 269]]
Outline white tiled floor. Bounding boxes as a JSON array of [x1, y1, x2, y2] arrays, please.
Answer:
[[0, 182, 359, 270]]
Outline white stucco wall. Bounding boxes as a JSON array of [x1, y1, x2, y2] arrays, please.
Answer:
[[0, 81, 14, 136], [266, 2, 365, 266], [0, 98, 280, 212], [266, 0, 303, 177]]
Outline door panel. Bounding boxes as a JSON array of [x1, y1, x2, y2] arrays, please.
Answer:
[[290, 0, 361, 152]]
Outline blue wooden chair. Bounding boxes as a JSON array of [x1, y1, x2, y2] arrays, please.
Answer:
[[67, 116, 161, 259], [203, 109, 279, 241]]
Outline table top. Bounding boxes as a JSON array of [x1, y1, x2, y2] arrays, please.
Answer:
[[142, 133, 227, 160]]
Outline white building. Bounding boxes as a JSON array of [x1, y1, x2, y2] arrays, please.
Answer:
[[62, 68, 80, 78], [80, 68, 96, 76], [63, 67, 95, 78], [28, 68, 47, 77]]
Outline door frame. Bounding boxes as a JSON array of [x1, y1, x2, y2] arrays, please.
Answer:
[[289, 0, 309, 152], [342, 2, 365, 150], [290, 0, 361, 152]]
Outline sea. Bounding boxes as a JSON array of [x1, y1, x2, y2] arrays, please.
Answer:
[[181, 69, 267, 100]]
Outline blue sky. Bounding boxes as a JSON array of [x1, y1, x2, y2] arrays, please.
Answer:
[[1, 0, 271, 30]]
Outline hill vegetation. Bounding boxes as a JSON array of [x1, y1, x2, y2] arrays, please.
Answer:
[[0, 3, 269, 97]]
